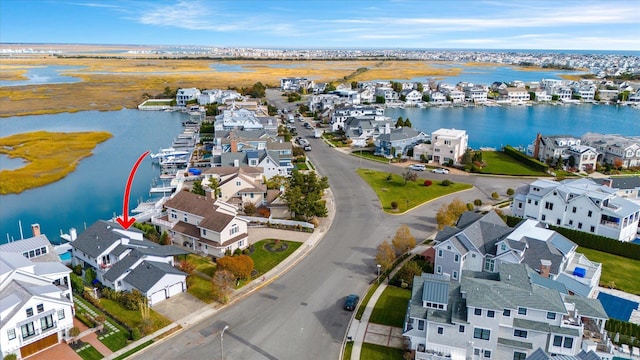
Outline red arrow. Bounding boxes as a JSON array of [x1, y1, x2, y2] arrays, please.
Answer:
[[116, 151, 150, 229]]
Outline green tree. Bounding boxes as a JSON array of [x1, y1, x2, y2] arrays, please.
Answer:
[[351, 81, 358, 89], [460, 148, 473, 165], [281, 170, 329, 221], [243, 202, 257, 216], [205, 103, 219, 116], [325, 82, 336, 92], [395, 117, 404, 128], [422, 94, 431, 102], [375, 95, 386, 104], [506, 188, 515, 196], [491, 192, 499, 200], [397, 261, 422, 287], [207, 178, 220, 199], [85, 267, 96, 285], [403, 118, 412, 128], [191, 180, 206, 196], [392, 81, 403, 93], [159, 230, 170, 245], [400, 95, 407, 102], [416, 82, 424, 92]]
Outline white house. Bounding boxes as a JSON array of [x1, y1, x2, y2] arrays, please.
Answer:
[[70, 221, 189, 306], [0, 227, 74, 359], [198, 89, 243, 105], [581, 133, 640, 169], [153, 191, 249, 258], [400, 89, 423, 103], [529, 134, 582, 164], [565, 145, 599, 172], [417, 128, 468, 165], [375, 87, 398, 102], [201, 166, 267, 208], [511, 178, 640, 242], [403, 263, 609, 360], [176, 88, 201, 106], [330, 104, 384, 132], [500, 87, 531, 103]]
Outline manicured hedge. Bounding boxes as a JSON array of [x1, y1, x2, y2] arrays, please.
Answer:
[[605, 318, 640, 348], [505, 215, 640, 261], [503, 145, 549, 172]]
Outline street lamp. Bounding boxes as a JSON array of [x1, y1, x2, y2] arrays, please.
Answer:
[[220, 325, 229, 360], [376, 264, 381, 284]]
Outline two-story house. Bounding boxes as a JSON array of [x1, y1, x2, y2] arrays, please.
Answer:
[[330, 104, 384, 132], [581, 133, 640, 169], [70, 221, 188, 306], [529, 134, 582, 164], [201, 166, 267, 208], [511, 178, 640, 242], [0, 228, 74, 359], [176, 88, 201, 107], [215, 149, 292, 179], [400, 89, 423, 103], [375, 125, 428, 158], [565, 145, 599, 172], [403, 264, 608, 360], [499, 87, 531, 103], [153, 191, 249, 258]]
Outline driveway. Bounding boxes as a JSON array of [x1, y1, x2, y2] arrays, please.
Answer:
[[26, 343, 80, 360], [152, 291, 208, 323]]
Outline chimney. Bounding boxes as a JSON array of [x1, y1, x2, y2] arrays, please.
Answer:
[[533, 133, 542, 159], [540, 259, 551, 278], [31, 223, 41, 237], [230, 139, 238, 153], [233, 159, 240, 167]]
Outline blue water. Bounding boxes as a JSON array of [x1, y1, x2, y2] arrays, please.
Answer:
[[0, 155, 26, 170], [209, 63, 253, 72], [420, 63, 584, 84], [0, 109, 187, 244], [385, 104, 640, 149], [0, 65, 84, 87]]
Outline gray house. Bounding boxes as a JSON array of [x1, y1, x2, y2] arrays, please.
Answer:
[[375, 126, 428, 157]]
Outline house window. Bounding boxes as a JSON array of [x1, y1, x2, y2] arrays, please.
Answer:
[[238, 240, 244, 247], [590, 226, 595, 232], [514, 329, 528, 338], [436, 265, 442, 274], [553, 335, 563, 347], [545, 202, 554, 210], [484, 258, 495, 272], [484, 350, 491, 358], [453, 271, 458, 280], [556, 219, 561, 225], [527, 199, 531, 204], [58, 309, 65, 320], [472, 254, 476, 258], [518, 307, 527, 315], [41, 315, 54, 330], [454, 254, 459, 262], [474, 349, 481, 356], [202, 229, 207, 236], [487, 310, 495, 318], [518, 202, 522, 209], [7, 328, 16, 340], [500, 244, 506, 251], [171, 212, 177, 219], [475, 308, 482, 316], [513, 351, 527, 360], [503, 309, 511, 317], [459, 325, 465, 333], [35, 248, 41, 256], [230, 224, 239, 236], [541, 215, 546, 221], [569, 220, 573, 225], [437, 327, 443, 335], [572, 207, 577, 213], [547, 312, 556, 320], [534, 200, 538, 205], [578, 222, 583, 229], [21, 322, 35, 339], [418, 320, 424, 331], [26, 308, 33, 317], [37, 304, 44, 313], [473, 328, 490, 340], [184, 214, 188, 222], [564, 337, 574, 348], [438, 249, 443, 257]]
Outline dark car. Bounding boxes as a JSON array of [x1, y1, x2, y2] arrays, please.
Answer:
[[344, 294, 359, 311]]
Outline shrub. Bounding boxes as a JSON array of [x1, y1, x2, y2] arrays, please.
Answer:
[[70, 273, 84, 293], [491, 192, 499, 200], [391, 201, 399, 209], [441, 179, 452, 186], [243, 202, 257, 216], [503, 145, 549, 172], [423, 180, 432, 187], [131, 328, 141, 341], [474, 199, 483, 206], [85, 267, 96, 285], [216, 255, 255, 280], [4, 354, 17, 360], [233, 248, 242, 256], [310, 217, 320, 228], [506, 188, 515, 196], [386, 174, 393, 181], [466, 203, 474, 211], [73, 264, 83, 276]]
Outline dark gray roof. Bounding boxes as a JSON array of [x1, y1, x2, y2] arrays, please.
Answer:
[[506, 239, 527, 252], [136, 246, 189, 257], [377, 127, 424, 142], [520, 237, 564, 276], [456, 212, 483, 228], [123, 261, 185, 293], [563, 295, 608, 319], [71, 220, 125, 258], [103, 250, 142, 282], [420, 273, 450, 305], [527, 269, 567, 294], [435, 211, 512, 256], [497, 337, 533, 349]]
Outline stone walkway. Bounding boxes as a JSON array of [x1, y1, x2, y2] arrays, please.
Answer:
[[72, 298, 117, 357], [364, 323, 405, 348]]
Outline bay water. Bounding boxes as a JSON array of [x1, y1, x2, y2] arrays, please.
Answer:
[[0, 109, 187, 243]]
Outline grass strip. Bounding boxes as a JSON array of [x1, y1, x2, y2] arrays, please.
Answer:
[[112, 340, 154, 360], [360, 343, 405, 360], [369, 286, 412, 327]]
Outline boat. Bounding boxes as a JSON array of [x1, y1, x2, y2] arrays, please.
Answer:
[[150, 147, 190, 160]]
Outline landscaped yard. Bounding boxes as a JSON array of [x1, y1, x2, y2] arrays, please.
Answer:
[[322, 132, 349, 147], [369, 286, 412, 327], [188, 274, 216, 303], [357, 168, 473, 213], [77, 344, 104, 360], [577, 248, 640, 295], [360, 343, 405, 360], [251, 239, 303, 275], [74, 295, 130, 352], [187, 253, 216, 277], [100, 298, 171, 333], [478, 151, 549, 176]]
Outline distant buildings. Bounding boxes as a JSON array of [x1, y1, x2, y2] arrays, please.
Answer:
[[512, 178, 640, 242], [581, 133, 640, 169]]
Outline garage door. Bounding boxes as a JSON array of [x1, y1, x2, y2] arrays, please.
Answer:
[[20, 333, 58, 358], [149, 289, 166, 306], [167, 282, 184, 298]]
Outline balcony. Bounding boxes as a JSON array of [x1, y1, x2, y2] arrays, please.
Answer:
[[152, 215, 178, 229]]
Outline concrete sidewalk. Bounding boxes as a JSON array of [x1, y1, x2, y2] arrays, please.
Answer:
[[105, 188, 337, 360]]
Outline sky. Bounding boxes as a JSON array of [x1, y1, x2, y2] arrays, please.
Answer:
[[1, 0, 639, 51]]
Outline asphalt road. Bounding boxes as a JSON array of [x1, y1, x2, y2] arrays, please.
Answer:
[[134, 102, 533, 360]]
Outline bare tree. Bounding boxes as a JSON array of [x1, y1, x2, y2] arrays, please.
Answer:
[[212, 270, 236, 304], [402, 170, 418, 185]]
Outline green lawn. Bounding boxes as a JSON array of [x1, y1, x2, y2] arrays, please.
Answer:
[[478, 151, 549, 176], [357, 169, 472, 213], [77, 344, 104, 360], [187, 253, 216, 277], [322, 132, 349, 147], [369, 286, 412, 327], [188, 274, 216, 303], [360, 343, 405, 360], [351, 150, 389, 164], [100, 298, 171, 333], [577, 248, 640, 295], [251, 239, 302, 275], [343, 341, 353, 360], [112, 340, 154, 360], [74, 296, 130, 351]]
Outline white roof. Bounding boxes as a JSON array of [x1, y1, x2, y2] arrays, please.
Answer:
[[432, 128, 466, 138]]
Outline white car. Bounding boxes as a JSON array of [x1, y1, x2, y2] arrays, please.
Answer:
[[409, 164, 426, 171], [431, 168, 449, 174]]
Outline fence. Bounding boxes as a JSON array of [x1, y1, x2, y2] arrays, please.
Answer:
[[239, 216, 315, 230]]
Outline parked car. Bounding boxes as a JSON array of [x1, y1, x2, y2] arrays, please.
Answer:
[[344, 294, 359, 311], [304, 145, 312, 151], [409, 164, 426, 171], [431, 168, 449, 174]]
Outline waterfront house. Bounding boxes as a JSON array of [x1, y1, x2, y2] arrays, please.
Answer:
[[330, 104, 385, 132], [529, 134, 583, 164], [198, 89, 243, 105], [400, 89, 422, 103], [176, 88, 201, 107], [280, 77, 314, 92], [533, 89, 552, 102], [499, 87, 531, 103], [565, 145, 599, 172], [375, 125, 428, 158], [593, 176, 640, 204], [463, 85, 488, 103], [414, 128, 468, 165], [214, 108, 275, 132], [343, 116, 395, 147], [201, 166, 267, 208], [70, 221, 188, 306], [214, 149, 293, 179], [153, 190, 249, 258], [403, 263, 609, 360], [511, 178, 640, 242], [358, 87, 375, 104], [375, 87, 398, 102], [0, 225, 74, 359], [581, 133, 640, 169]]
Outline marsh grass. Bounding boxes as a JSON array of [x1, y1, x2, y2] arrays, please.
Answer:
[[0, 130, 112, 194]]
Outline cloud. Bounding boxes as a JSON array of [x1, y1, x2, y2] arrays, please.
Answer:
[[67, 2, 121, 8]]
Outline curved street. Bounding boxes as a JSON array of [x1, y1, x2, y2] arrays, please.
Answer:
[[134, 118, 532, 360]]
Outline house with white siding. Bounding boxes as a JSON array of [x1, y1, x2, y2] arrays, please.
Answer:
[[403, 263, 609, 360], [581, 133, 640, 169], [414, 128, 468, 165], [0, 226, 74, 359], [201, 166, 267, 208], [176, 88, 201, 106], [511, 178, 640, 242]]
